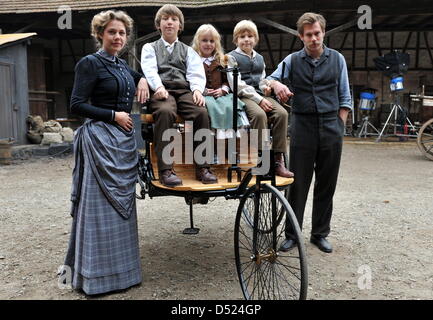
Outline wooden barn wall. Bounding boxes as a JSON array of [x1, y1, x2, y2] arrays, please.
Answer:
[[0, 42, 30, 144], [27, 38, 96, 121]]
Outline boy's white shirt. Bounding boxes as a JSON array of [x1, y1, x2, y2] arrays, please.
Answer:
[[226, 47, 268, 104], [140, 37, 206, 93]]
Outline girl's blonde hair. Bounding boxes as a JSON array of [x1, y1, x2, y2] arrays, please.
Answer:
[[192, 24, 227, 67], [91, 10, 134, 48], [232, 20, 259, 45]]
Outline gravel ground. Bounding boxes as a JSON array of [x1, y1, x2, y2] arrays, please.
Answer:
[[0, 139, 432, 300]]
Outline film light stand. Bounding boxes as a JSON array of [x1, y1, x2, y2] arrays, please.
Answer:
[[358, 115, 380, 138], [376, 77, 417, 142], [357, 89, 380, 138]]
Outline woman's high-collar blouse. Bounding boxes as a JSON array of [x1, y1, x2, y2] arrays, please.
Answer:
[[70, 51, 144, 122]]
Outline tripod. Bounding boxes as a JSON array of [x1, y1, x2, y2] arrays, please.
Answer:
[[357, 114, 380, 138], [376, 92, 417, 142]]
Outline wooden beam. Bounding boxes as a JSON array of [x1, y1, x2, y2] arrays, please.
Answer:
[[58, 39, 62, 73], [223, 34, 227, 52], [180, 11, 298, 25], [66, 39, 77, 65], [135, 31, 160, 44], [279, 33, 283, 62], [379, 15, 401, 26], [325, 35, 330, 47], [365, 32, 369, 68], [326, 19, 358, 37], [349, 67, 433, 71], [13, 21, 40, 33], [373, 32, 383, 57], [423, 31, 433, 67], [354, 26, 433, 32], [416, 31, 421, 68], [264, 34, 275, 70], [254, 17, 298, 36], [391, 31, 394, 52], [403, 31, 413, 52], [417, 15, 433, 28], [129, 32, 138, 70], [339, 32, 348, 51], [352, 32, 356, 68], [289, 36, 297, 53], [340, 46, 433, 51]]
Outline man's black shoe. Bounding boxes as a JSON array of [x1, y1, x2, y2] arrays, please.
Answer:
[[310, 236, 332, 253], [279, 239, 297, 252]]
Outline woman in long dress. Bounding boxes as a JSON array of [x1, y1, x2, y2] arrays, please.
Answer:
[[61, 10, 149, 295]]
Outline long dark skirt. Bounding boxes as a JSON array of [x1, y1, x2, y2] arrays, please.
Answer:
[[64, 120, 142, 295]]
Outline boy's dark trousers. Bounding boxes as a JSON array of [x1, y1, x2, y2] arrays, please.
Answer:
[[150, 81, 211, 172]]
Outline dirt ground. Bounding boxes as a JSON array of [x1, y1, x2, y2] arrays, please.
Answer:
[[0, 138, 432, 300]]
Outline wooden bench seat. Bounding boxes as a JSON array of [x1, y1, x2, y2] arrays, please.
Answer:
[[145, 142, 293, 191]]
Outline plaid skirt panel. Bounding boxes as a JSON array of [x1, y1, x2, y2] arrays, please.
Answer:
[[64, 125, 142, 295], [65, 163, 142, 295]]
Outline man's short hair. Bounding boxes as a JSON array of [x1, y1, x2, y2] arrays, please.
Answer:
[[232, 20, 259, 45], [154, 4, 185, 33], [296, 12, 326, 35]]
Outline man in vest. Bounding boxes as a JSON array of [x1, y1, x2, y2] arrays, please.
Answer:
[[141, 4, 217, 187], [267, 12, 352, 253]]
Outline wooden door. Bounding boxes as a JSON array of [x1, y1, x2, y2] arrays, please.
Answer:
[[0, 60, 18, 140], [27, 44, 47, 120]]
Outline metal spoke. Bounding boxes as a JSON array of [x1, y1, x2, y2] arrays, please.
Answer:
[[275, 260, 302, 279], [235, 183, 307, 300], [274, 262, 299, 298]]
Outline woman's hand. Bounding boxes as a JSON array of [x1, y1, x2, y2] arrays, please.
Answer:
[[259, 98, 274, 112], [136, 78, 150, 103], [154, 86, 169, 100], [193, 90, 206, 107], [114, 111, 133, 131]]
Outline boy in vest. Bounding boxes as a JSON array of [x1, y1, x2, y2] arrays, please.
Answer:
[[267, 13, 352, 253], [141, 4, 217, 187], [226, 20, 293, 178]]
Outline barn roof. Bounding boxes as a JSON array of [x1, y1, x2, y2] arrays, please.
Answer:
[[0, 33, 37, 47], [0, 0, 279, 14]]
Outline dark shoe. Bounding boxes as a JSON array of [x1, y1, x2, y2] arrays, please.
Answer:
[[279, 239, 297, 252], [275, 153, 294, 178], [159, 169, 182, 187], [310, 236, 333, 253], [196, 167, 218, 184]]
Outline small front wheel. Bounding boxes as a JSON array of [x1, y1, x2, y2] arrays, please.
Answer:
[[234, 183, 308, 300]]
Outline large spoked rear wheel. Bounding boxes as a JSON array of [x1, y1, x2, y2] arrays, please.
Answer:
[[417, 118, 433, 160], [234, 183, 308, 300]]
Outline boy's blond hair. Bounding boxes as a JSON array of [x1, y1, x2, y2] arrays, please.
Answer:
[[232, 20, 259, 46], [154, 4, 185, 33], [192, 24, 227, 67], [296, 12, 326, 35]]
